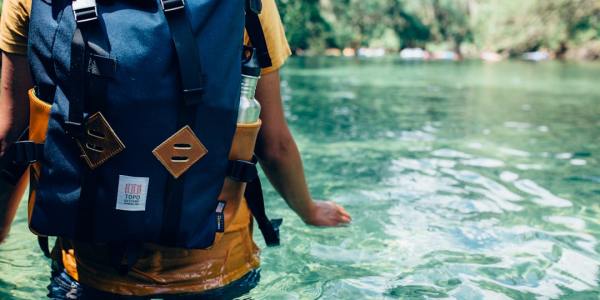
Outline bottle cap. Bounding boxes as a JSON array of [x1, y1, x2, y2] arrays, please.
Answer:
[[242, 46, 261, 77]]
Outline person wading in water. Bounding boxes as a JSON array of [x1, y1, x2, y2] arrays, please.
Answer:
[[0, 0, 351, 298]]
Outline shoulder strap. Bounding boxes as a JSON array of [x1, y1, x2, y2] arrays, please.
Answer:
[[38, 236, 51, 258], [245, 0, 272, 68], [68, 0, 119, 249], [66, 0, 112, 138], [159, 0, 205, 246], [244, 0, 279, 245], [244, 176, 282, 247], [161, 0, 205, 108]]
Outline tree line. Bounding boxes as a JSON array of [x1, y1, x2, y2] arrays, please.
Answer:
[[275, 0, 600, 60], [0, 0, 597, 59]]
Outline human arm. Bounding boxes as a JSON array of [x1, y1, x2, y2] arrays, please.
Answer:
[[0, 52, 31, 154], [0, 0, 35, 243], [0, 52, 33, 243], [1, 0, 32, 154], [254, 71, 351, 227]]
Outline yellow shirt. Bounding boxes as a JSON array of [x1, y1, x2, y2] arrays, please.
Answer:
[[0, 0, 290, 74], [0, 0, 290, 295]]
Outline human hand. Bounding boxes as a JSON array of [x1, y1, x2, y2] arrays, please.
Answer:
[[303, 200, 351, 227]]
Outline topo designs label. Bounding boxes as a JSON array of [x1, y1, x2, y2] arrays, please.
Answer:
[[116, 175, 149, 211]]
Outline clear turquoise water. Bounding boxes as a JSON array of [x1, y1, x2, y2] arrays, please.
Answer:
[[1, 58, 599, 299]]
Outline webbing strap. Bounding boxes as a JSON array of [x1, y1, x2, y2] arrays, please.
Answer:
[[160, 0, 204, 246], [227, 157, 259, 182], [243, 0, 279, 246], [161, 0, 204, 107], [12, 141, 45, 165], [0, 129, 31, 186], [161, 173, 185, 246], [66, 0, 112, 137], [68, 0, 112, 246], [38, 236, 51, 258], [245, 176, 282, 247], [65, 26, 87, 139], [245, 0, 272, 68]]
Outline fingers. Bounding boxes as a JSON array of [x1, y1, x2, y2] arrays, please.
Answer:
[[305, 200, 352, 227], [334, 203, 351, 224], [323, 201, 351, 226], [338, 215, 351, 225], [337, 204, 351, 220]]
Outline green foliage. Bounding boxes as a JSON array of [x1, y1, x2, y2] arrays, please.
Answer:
[[0, 0, 596, 58], [275, 0, 600, 58], [320, 0, 431, 49], [385, 0, 431, 48], [471, 0, 600, 56], [276, 0, 333, 52]]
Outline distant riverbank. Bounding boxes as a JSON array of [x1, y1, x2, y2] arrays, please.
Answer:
[[277, 1, 600, 63], [292, 43, 600, 62]]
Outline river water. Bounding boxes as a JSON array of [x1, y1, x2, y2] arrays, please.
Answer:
[[1, 58, 599, 299]]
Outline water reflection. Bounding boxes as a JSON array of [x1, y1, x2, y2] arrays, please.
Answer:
[[1, 58, 599, 299], [267, 58, 600, 299]]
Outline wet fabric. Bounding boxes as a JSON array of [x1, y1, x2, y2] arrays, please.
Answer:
[[48, 268, 261, 299], [2, 0, 290, 295]]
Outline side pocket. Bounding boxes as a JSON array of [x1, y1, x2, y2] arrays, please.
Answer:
[[213, 120, 262, 243], [28, 88, 52, 143], [27, 88, 52, 229], [228, 120, 262, 162]]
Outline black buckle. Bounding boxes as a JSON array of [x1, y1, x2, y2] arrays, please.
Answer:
[[13, 141, 44, 165], [72, 0, 98, 24], [227, 157, 258, 182], [161, 0, 185, 13]]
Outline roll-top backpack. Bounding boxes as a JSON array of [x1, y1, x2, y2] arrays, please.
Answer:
[[7, 0, 281, 267]]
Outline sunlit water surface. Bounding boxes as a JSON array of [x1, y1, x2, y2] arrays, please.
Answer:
[[1, 58, 599, 299]]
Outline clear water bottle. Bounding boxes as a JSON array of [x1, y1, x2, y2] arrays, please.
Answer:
[[237, 47, 262, 124]]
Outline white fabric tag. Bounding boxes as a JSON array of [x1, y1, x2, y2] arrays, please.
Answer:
[[116, 175, 149, 211]]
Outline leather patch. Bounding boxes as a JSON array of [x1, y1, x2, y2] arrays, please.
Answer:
[[77, 112, 125, 169], [152, 126, 208, 179], [228, 120, 261, 161]]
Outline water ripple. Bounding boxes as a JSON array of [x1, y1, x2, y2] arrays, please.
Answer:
[[513, 179, 573, 208], [461, 158, 505, 168], [4, 59, 600, 300]]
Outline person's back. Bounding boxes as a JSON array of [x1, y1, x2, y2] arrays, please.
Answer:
[[0, 0, 351, 298]]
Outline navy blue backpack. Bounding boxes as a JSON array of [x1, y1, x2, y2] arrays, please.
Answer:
[[11, 0, 281, 266]]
